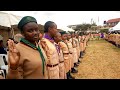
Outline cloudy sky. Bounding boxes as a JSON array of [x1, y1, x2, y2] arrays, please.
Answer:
[[2, 11, 120, 28]]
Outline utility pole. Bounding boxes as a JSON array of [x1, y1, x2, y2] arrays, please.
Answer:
[[98, 16, 99, 26], [91, 18, 93, 25]]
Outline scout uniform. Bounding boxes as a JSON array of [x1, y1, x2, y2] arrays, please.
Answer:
[[83, 35, 87, 53], [59, 31, 74, 79], [79, 35, 84, 58], [67, 39, 78, 73], [118, 34, 120, 47], [41, 34, 60, 79], [7, 38, 48, 79], [78, 35, 81, 50], [115, 33, 119, 47], [78, 35, 81, 53], [70, 36, 79, 67], [54, 42, 66, 79], [77, 35, 81, 63], [59, 40, 70, 78], [66, 40, 73, 69], [7, 16, 48, 79], [77, 35, 82, 63], [75, 36, 80, 61], [83, 35, 86, 53]]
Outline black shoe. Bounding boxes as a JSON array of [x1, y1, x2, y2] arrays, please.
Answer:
[[71, 68, 78, 73], [67, 76, 74, 79], [69, 75, 75, 79], [74, 63, 79, 67], [78, 59, 81, 63], [77, 59, 81, 64], [77, 62, 80, 64], [80, 52, 84, 58], [66, 72, 70, 79], [69, 71, 75, 79], [81, 51, 84, 57], [66, 71, 75, 79]]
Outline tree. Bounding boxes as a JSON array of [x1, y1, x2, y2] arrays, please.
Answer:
[[75, 23, 92, 32], [100, 28, 109, 33], [68, 22, 97, 32], [91, 22, 97, 26]]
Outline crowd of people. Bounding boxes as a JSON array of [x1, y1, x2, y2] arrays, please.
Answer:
[[0, 16, 90, 79], [104, 32, 120, 48]]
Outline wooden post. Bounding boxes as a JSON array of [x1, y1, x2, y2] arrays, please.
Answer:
[[11, 26, 15, 39], [8, 13, 15, 39]]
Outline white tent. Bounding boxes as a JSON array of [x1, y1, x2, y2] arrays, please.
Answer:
[[108, 27, 114, 32], [112, 22, 120, 31], [0, 12, 22, 38], [58, 26, 75, 32], [0, 11, 22, 27]]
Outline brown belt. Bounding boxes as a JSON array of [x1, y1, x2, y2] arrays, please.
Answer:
[[64, 53, 69, 55], [59, 61, 64, 63], [47, 63, 58, 67], [73, 47, 76, 48]]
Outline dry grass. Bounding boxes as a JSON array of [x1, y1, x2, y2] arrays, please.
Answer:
[[72, 39, 120, 79]]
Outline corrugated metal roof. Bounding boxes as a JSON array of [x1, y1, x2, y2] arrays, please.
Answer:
[[107, 18, 120, 23]]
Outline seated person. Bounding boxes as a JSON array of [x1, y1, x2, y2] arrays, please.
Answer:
[[0, 40, 7, 54]]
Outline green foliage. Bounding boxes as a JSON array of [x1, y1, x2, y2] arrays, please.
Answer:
[[100, 28, 109, 33], [91, 22, 97, 26], [75, 23, 93, 31], [68, 23, 97, 32]]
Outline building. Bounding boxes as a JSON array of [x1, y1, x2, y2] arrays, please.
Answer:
[[0, 24, 44, 47], [106, 18, 120, 27]]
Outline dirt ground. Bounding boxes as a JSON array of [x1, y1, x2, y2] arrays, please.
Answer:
[[72, 39, 120, 79]]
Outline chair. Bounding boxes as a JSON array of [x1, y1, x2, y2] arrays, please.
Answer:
[[0, 54, 8, 66], [1, 65, 8, 76], [0, 70, 5, 79], [0, 54, 8, 79]]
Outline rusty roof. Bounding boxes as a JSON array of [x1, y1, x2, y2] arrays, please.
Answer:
[[107, 18, 120, 23]]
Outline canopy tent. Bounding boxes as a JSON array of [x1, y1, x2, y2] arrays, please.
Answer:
[[109, 22, 120, 32], [112, 22, 120, 31], [0, 11, 22, 38], [0, 12, 22, 27], [108, 27, 114, 32], [57, 26, 75, 32]]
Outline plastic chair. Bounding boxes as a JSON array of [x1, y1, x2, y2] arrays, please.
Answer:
[[0, 54, 8, 66], [0, 70, 5, 79]]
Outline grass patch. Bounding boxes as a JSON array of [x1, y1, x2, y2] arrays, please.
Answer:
[[73, 39, 120, 79]]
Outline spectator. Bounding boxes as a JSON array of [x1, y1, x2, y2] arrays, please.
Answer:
[[0, 40, 7, 54]]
